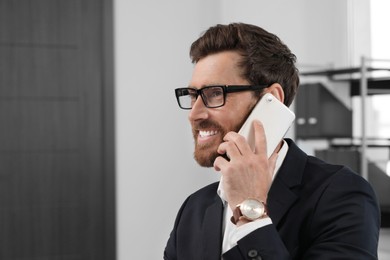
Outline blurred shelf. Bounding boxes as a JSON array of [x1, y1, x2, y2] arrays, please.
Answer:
[[300, 67, 390, 77]]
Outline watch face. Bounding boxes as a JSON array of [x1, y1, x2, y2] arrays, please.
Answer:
[[240, 199, 264, 220]]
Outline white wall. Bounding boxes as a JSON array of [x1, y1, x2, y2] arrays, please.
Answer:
[[220, 0, 370, 69], [114, 1, 221, 259], [114, 1, 370, 259]]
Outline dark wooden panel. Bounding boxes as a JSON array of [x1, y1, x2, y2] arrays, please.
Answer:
[[0, 153, 82, 206], [0, 0, 115, 259], [0, 207, 83, 259], [0, 152, 84, 259], [0, 99, 81, 151], [0, 47, 81, 97], [0, 0, 80, 45]]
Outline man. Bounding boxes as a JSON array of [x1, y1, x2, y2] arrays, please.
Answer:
[[164, 23, 380, 259]]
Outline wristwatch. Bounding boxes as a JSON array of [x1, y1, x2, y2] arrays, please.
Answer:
[[231, 198, 267, 225]]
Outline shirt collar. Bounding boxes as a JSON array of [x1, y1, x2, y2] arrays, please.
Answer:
[[217, 139, 289, 204]]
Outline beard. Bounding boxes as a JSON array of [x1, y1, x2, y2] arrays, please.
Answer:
[[192, 120, 225, 167], [192, 116, 247, 167]]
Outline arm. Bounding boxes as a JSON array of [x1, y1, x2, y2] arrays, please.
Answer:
[[223, 224, 291, 260], [215, 120, 291, 259], [222, 169, 380, 260]]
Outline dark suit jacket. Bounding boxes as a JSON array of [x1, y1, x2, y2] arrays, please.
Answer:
[[164, 139, 380, 260]]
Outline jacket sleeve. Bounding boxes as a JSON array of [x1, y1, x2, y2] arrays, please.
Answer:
[[223, 224, 291, 260], [223, 171, 380, 260]]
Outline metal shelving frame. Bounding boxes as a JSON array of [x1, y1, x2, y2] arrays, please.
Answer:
[[300, 57, 390, 180]]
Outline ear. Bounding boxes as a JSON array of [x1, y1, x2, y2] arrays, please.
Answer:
[[265, 83, 284, 103]]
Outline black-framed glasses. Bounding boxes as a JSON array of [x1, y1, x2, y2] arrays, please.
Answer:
[[175, 85, 269, 109]]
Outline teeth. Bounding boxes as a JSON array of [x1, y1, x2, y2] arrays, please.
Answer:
[[199, 130, 218, 138]]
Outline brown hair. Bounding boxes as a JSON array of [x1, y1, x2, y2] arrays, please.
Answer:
[[190, 23, 299, 106]]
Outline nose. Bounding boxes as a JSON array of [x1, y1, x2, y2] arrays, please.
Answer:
[[188, 96, 209, 122]]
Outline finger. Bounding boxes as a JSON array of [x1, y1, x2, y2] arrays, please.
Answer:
[[216, 141, 227, 155], [253, 120, 268, 157], [223, 131, 253, 155], [213, 155, 229, 172], [217, 140, 241, 159], [222, 131, 239, 142]]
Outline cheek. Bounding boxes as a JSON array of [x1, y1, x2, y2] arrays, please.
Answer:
[[215, 95, 257, 132], [221, 111, 246, 133], [230, 102, 257, 131]]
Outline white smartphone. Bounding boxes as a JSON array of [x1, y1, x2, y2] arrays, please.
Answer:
[[238, 93, 295, 158]]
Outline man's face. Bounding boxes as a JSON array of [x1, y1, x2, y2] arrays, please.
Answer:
[[188, 51, 258, 167]]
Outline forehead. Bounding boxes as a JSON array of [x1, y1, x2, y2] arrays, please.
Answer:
[[189, 51, 246, 88]]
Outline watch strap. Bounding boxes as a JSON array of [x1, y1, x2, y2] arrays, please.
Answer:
[[230, 199, 267, 225]]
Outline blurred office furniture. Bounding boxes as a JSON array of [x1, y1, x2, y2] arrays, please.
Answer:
[[295, 83, 352, 139], [298, 61, 390, 227], [0, 1, 115, 259]]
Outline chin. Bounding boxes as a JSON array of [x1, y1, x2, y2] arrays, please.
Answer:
[[194, 150, 219, 168]]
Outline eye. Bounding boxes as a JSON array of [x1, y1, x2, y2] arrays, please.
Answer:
[[210, 89, 223, 97], [205, 87, 223, 98]]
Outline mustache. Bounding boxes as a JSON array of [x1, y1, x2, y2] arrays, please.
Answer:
[[192, 120, 223, 131]]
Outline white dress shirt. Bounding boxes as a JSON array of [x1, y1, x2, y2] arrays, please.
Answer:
[[217, 140, 289, 255]]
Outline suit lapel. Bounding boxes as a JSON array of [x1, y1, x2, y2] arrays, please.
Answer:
[[202, 196, 224, 260], [267, 139, 307, 227], [267, 180, 298, 226]]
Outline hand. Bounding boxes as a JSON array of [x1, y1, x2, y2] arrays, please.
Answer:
[[213, 120, 279, 210]]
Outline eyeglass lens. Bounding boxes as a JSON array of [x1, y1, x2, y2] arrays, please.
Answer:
[[202, 86, 224, 107], [177, 89, 196, 108], [177, 86, 225, 109]]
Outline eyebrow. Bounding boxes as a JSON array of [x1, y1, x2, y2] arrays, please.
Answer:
[[187, 84, 227, 89]]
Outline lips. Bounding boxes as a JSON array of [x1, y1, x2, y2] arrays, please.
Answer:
[[192, 121, 222, 145], [199, 130, 218, 138]]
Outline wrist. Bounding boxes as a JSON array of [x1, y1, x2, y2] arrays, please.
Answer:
[[231, 198, 268, 225], [235, 217, 251, 227]]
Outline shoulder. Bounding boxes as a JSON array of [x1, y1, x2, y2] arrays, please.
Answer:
[[184, 181, 220, 206], [285, 139, 377, 203], [302, 155, 380, 222], [172, 181, 222, 230], [298, 155, 380, 246], [305, 154, 374, 192]]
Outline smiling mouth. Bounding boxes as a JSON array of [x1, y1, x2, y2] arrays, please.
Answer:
[[198, 130, 218, 138]]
